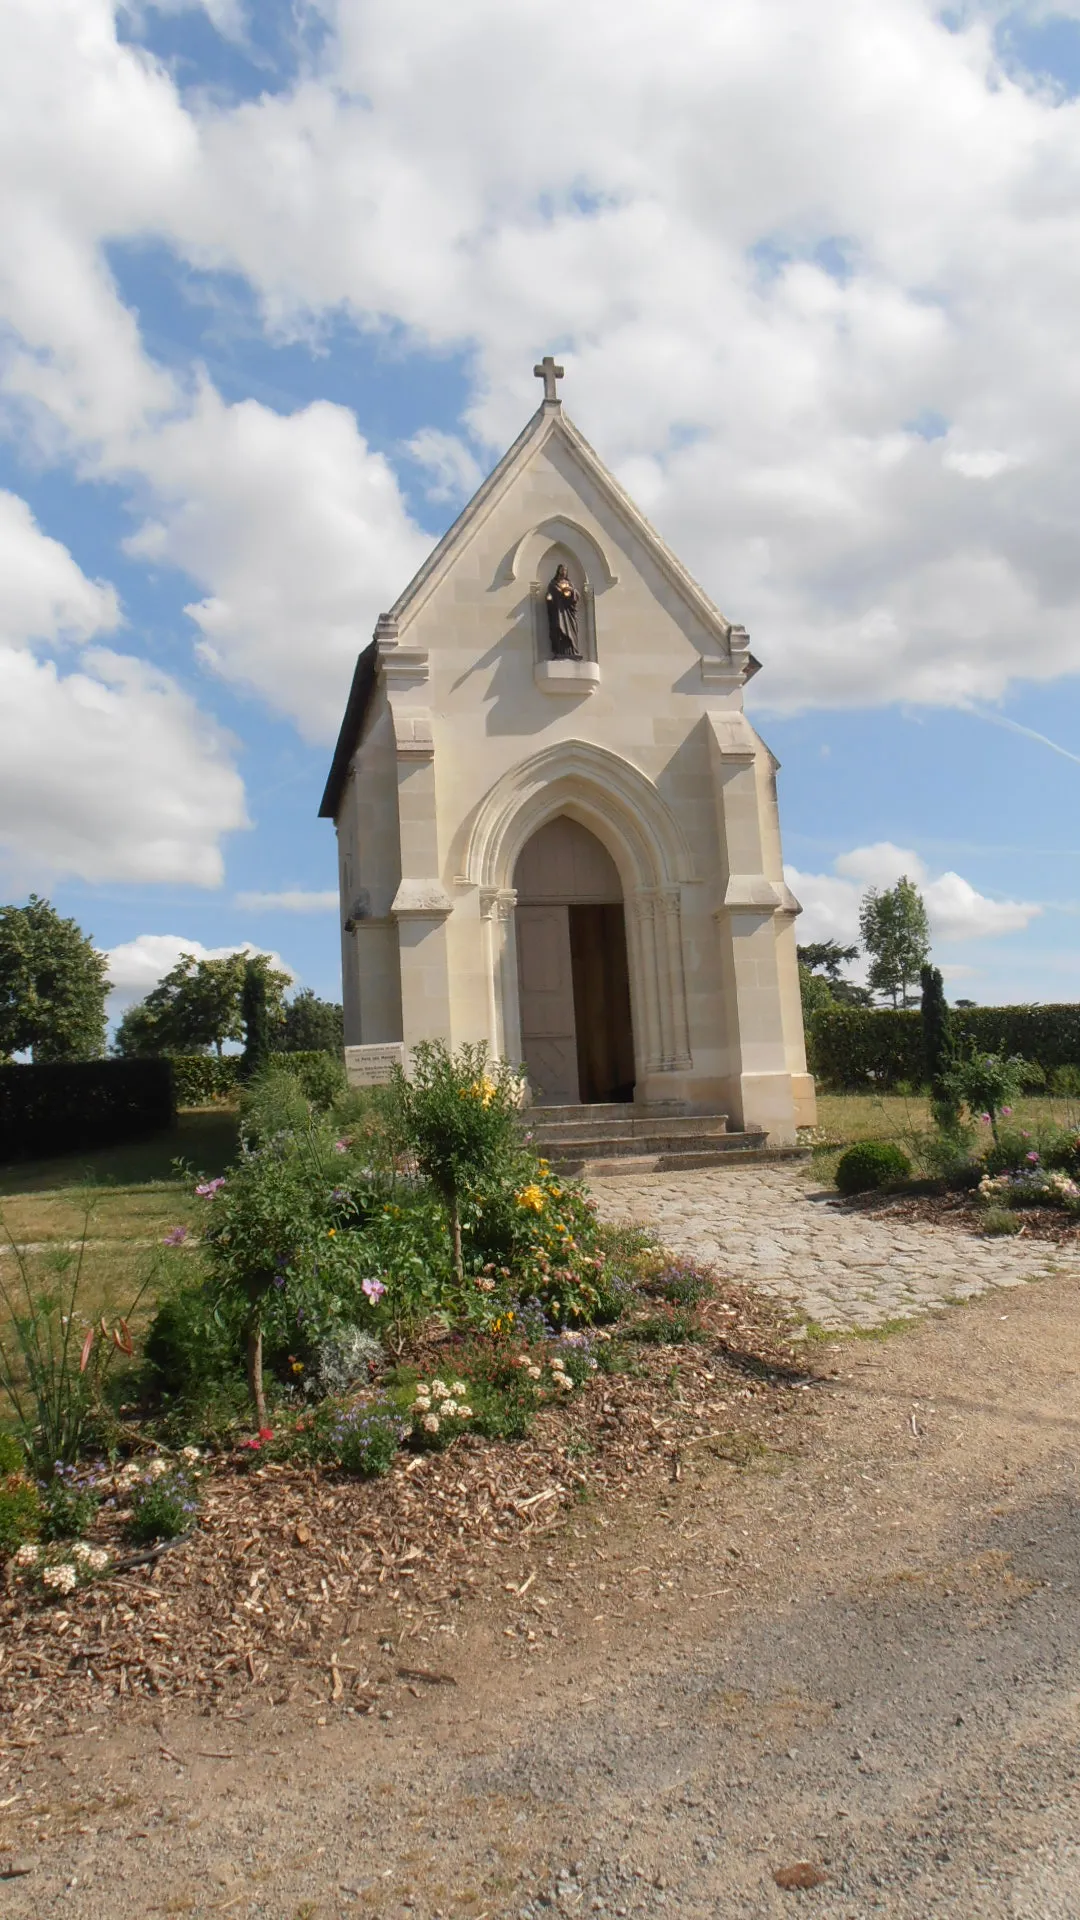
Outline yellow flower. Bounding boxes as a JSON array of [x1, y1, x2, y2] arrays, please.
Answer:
[[327, 1228, 336, 1236], [516, 1184, 545, 1212]]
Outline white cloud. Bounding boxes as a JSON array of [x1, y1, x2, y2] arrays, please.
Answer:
[[0, 492, 248, 887], [124, 384, 428, 739], [234, 888, 338, 912], [788, 842, 1041, 951], [404, 429, 485, 505], [7, 0, 1080, 726], [103, 932, 293, 1014]]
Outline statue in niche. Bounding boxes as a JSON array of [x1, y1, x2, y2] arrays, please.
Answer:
[[544, 564, 582, 659]]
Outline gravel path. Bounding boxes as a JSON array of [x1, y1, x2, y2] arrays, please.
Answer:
[[592, 1162, 1080, 1331]]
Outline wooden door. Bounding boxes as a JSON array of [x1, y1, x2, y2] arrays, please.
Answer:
[[516, 904, 579, 1105], [570, 903, 635, 1103]]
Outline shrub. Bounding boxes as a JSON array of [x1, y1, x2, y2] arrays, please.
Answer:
[[41, 1466, 99, 1540], [286, 1397, 404, 1476], [652, 1262, 714, 1307], [0, 1058, 175, 1160], [835, 1140, 912, 1194], [405, 1374, 476, 1450], [0, 1474, 41, 1553], [449, 1344, 543, 1441], [812, 1003, 1080, 1091], [981, 1207, 1022, 1236], [167, 1055, 241, 1106], [309, 1326, 384, 1398], [125, 1464, 201, 1544], [391, 1041, 526, 1281], [949, 1054, 1025, 1144], [0, 1431, 24, 1474], [144, 1281, 245, 1400]]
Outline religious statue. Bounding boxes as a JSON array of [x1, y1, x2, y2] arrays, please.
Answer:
[[545, 564, 581, 659]]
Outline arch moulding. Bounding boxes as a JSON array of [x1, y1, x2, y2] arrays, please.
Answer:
[[461, 741, 695, 1079], [505, 517, 619, 591]]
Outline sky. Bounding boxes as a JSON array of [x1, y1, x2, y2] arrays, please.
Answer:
[[2, 0, 1080, 1022]]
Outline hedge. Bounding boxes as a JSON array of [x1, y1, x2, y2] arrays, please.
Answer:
[[0, 1059, 176, 1162], [167, 1051, 343, 1107], [810, 1003, 1080, 1091]]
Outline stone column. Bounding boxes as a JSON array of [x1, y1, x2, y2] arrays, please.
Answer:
[[658, 885, 692, 1071], [479, 887, 519, 1061], [630, 890, 664, 1074]]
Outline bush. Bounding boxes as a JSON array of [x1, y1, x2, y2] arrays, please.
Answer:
[[41, 1466, 99, 1540], [284, 1396, 403, 1476], [309, 1326, 384, 1398], [835, 1140, 912, 1194], [144, 1282, 246, 1399], [812, 1003, 1080, 1091], [125, 1464, 201, 1544], [167, 1055, 241, 1105], [0, 1431, 24, 1474], [981, 1207, 1022, 1237], [0, 1059, 175, 1161], [0, 1474, 41, 1553]]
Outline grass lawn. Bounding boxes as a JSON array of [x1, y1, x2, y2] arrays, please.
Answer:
[[0, 1112, 239, 1377], [812, 1091, 1080, 1149]]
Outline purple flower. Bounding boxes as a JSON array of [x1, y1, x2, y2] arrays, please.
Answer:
[[362, 1277, 387, 1303], [163, 1226, 188, 1246], [195, 1177, 226, 1198]]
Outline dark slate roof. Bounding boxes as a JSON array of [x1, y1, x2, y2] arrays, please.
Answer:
[[318, 640, 377, 820]]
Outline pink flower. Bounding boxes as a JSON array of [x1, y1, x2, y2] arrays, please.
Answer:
[[195, 1177, 226, 1198], [1027, 1151, 1040, 1163], [979, 1113, 991, 1125], [1001, 1106, 1013, 1117], [333, 1139, 350, 1154], [362, 1278, 387, 1303], [163, 1226, 188, 1245]]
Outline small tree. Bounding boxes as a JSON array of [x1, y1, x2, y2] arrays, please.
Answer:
[[392, 1041, 524, 1282], [797, 940, 873, 1009], [276, 989, 344, 1055], [859, 877, 930, 1008], [951, 1052, 1025, 1148], [920, 964, 960, 1126], [0, 896, 108, 1062]]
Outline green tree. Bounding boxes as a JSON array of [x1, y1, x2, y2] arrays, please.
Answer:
[[240, 958, 273, 1079], [858, 877, 930, 1008], [114, 951, 289, 1058], [797, 940, 873, 1009], [920, 963, 960, 1126], [0, 896, 108, 1062], [275, 988, 344, 1055]]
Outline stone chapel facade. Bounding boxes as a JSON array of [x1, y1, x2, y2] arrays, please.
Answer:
[[321, 363, 815, 1142]]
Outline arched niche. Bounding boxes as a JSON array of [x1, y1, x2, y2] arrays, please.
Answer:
[[531, 540, 597, 665]]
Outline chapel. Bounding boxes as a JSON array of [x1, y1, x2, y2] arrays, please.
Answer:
[[320, 360, 814, 1143]]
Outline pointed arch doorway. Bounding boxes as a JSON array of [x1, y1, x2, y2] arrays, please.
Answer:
[[513, 816, 635, 1106]]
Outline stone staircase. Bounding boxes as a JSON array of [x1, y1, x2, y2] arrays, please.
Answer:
[[520, 1103, 809, 1177]]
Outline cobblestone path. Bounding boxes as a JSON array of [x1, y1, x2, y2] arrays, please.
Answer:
[[592, 1162, 1080, 1332]]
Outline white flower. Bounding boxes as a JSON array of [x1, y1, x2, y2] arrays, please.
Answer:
[[430, 1379, 450, 1399], [43, 1564, 77, 1593], [86, 1548, 109, 1572], [421, 1413, 440, 1434], [554, 1375, 573, 1390], [13, 1544, 40, 1567], [180, 1445, 202, 1462], [146, 1458, 170, 1478], [451, 1380, 468, 1396], [71, 1542, 93, 1563], [410, 1396, 431, 1414], [441, 1400, 458, 1417], [457, 1405, 473, 1419], [527, 1366, 542, 1380]]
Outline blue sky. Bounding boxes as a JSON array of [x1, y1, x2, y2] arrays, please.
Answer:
[[2, 0, 1079, 1019]]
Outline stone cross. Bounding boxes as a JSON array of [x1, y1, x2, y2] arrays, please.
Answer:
[[534, 355, 565, 404]]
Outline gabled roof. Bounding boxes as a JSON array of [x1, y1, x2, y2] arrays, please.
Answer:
[[385, 398, 736, 643], [319, 396, 747, 820]]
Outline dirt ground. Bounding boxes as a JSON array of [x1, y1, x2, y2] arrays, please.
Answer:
[[6, 1265, 1080, 1918]]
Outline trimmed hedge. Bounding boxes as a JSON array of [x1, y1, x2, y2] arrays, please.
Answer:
[[811, 1003, 1080, 1091], [0, 1059, 176, 1162], [167, 1051, 343, 1107]]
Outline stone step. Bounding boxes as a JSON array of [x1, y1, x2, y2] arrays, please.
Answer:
[[528, 1113, 729, 1146], [544, 1127, 766, 1164], [571, 1144, 812, 1178]]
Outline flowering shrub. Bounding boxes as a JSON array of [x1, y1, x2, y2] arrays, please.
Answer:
[[407, 1376, 475, 1450], [11, 1539, 111, 1596], [41, 1463, 100, 1540], [978, 1168, 1080, 1211], [389, 1041, 526, 1280], [281, 1395, 404, 1476], [125, 1464, 201, 1545]]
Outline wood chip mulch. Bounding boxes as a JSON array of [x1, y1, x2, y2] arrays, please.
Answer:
[[0, 1278, 814, 1736], [837, 1187, 1080, 1245]]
